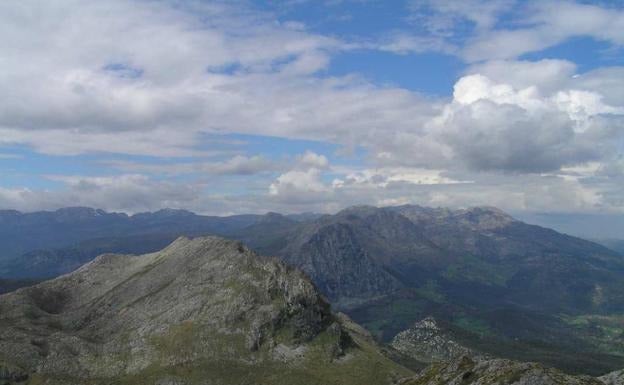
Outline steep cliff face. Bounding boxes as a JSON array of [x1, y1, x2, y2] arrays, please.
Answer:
[[0, 236, 410, 385], [274, 206, 446, 307], [283, 222, 403, 306]]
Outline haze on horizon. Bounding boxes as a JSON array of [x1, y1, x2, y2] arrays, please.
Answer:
[[1, 0, 623, 238]]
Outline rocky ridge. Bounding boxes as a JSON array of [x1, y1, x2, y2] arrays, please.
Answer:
[[391, 317, 484, 363], [0, 236, 410, 385], [401, 355, 609, 385], [601, 369, 624, 385]]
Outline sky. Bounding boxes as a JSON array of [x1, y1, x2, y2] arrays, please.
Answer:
[[0, 0, 623, 235]]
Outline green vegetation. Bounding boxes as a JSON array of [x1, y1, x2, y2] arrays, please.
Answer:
[[23, 321, 411, 385], [415, 280, 445, 303], [350, 294, 428, 341], [562, 314, 624, 356], [452, 315, 493, 337], [443, 255, 514, 287]]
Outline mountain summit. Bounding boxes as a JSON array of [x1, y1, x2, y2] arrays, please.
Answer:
[[0, 236, 409, 385]]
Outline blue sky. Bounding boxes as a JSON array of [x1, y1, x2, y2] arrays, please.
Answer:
[[0, 0, 623, 236]]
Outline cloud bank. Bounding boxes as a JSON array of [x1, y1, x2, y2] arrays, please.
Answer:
[[0, 0, 622, 218]]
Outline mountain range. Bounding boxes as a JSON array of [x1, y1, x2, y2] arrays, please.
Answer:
[[1, 236, 622, 385], [1, 205, 623, 376]]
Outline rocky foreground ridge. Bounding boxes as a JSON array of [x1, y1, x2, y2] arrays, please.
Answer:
[[601, 370, 624, 385], [400, 355, 624, 385], [0, 236, 410, 385], [390, 318, 624, 385]]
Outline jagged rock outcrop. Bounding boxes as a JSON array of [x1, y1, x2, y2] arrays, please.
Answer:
[[400, 356, 606, 385], [391, 317, 484, 363], [601, 369, 624, 385], [0, 236, 410, 385]]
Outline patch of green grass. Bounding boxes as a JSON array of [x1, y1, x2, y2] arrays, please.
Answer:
[[561, 314, 624, 356], [29, 322, 413, 385]]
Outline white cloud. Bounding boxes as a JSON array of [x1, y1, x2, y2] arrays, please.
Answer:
[[405, 1, 624, 62], [425, 72, 624, 172], [0, 0, 345, 156], [408, 0, 514, 35], [0, 165, 620, 216], [298, 151, 330, 170], [465, 59, 577, 93], [1, 1, 623, 217], [0, 175, 200, 213], [269, 168, 329, 197], [332, 167, 470, 189], [461, 1, 624, 62]]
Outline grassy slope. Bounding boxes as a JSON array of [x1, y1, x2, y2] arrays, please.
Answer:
[[24, 321, 412, 385]]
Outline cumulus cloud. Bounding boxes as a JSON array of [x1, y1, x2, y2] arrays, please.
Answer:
[[269, 169, 329, 198], [2, 1, 620, 171], [429, 72, 624, 173], [298, 151, 330, 170], [466, 59, 577, 93], [0, 0, 345, 156]]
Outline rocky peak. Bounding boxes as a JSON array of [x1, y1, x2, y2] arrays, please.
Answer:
[[134, 208, 195, 219], [391, 316, 482, 364], [453, 206, 516, 230], [257, 212, 294, 225], [414, 316, 441, 331], [388, 205, 445, 221], [335, 205, 380, 219], [53, 207, 104, 221]]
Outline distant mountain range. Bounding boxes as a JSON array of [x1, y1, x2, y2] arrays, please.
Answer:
[[0, 207, 311, 278], [1, 205, 623, 375]]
